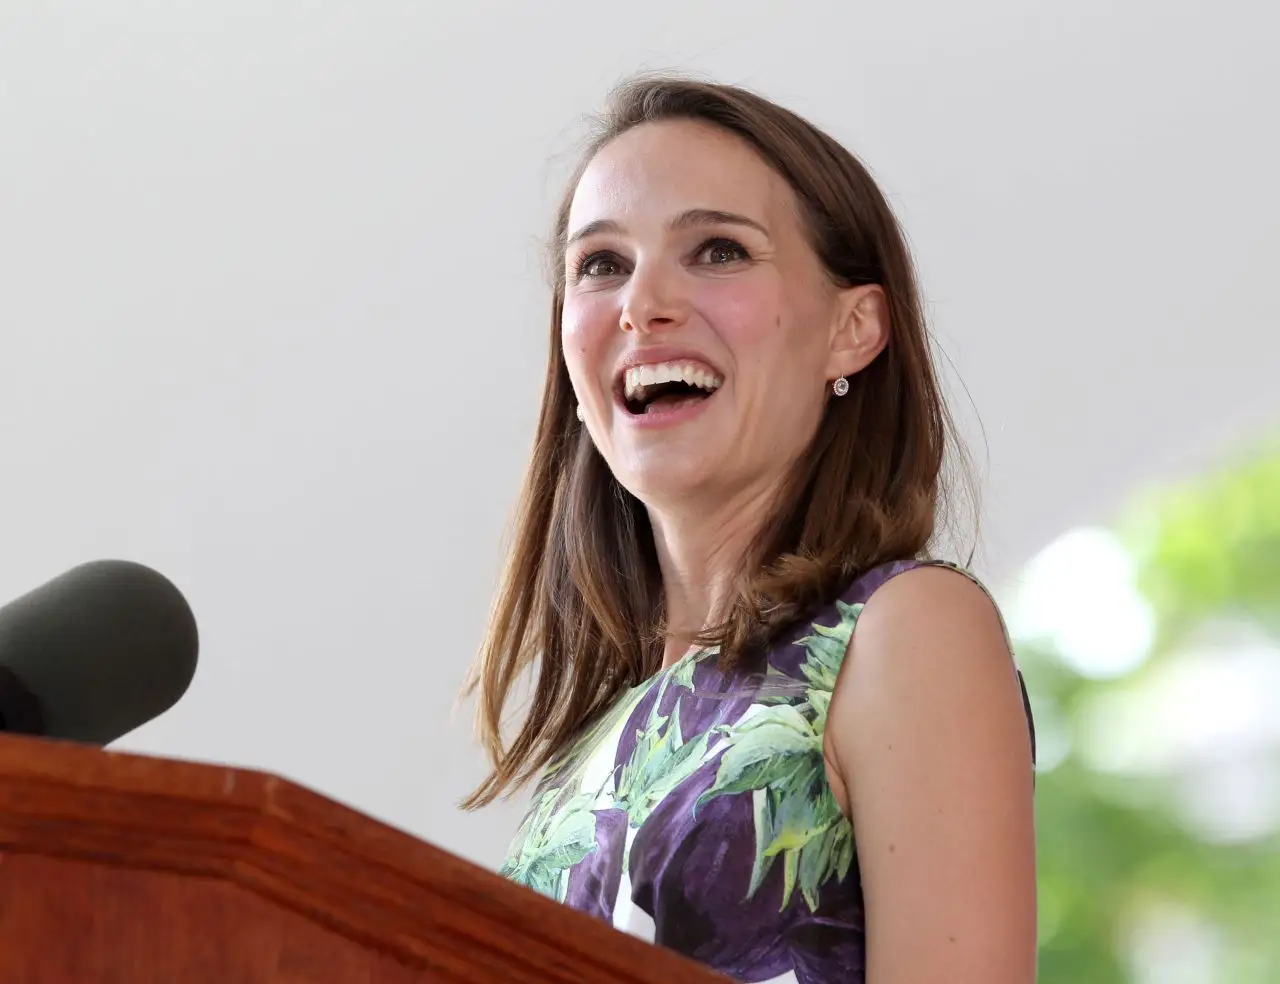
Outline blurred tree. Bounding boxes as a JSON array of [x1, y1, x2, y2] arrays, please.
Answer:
[[1131, 444, 1280, 634], [1024, 438, 1280, 983]]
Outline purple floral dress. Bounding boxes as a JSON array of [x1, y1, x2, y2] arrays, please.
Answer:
[[501, 560, 1033, 983]]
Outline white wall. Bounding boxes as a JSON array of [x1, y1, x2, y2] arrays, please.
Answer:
[[1, 0, 1276, 866]]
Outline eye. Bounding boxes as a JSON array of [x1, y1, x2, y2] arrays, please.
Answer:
[[574, 251, 627, 280], [696, 238, 751, 266]]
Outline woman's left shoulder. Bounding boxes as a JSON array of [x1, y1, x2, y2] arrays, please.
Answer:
[[776, 559, 1010, 687], [847, 559, 1012, 654], [823, 558, 1034, 811], [837, 557, 1002, 616], [821, 560, 1039, 982]]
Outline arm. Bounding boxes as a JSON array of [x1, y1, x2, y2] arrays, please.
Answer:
[[823, 566, 1037, 984]]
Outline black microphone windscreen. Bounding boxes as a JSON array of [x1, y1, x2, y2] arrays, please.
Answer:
[[0, 560, 198, 744]]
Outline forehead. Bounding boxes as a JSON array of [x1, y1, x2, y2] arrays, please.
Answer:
[[568, 119, 791, 231]]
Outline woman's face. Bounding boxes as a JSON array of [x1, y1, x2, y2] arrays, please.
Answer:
[[561, 119, 878, 509]]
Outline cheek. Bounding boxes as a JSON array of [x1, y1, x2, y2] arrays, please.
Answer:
[[696, 278, 788, 369], [561, 293, 617, 390], [698, 278, 832, 424]]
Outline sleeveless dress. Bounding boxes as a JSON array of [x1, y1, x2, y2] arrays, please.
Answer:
[[500, 559, 1034, 983]]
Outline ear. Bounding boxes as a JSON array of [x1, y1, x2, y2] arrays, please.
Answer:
[[826, 284, 889, 381]]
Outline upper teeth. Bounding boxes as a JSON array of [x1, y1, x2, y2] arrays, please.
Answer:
[[623, 361, 724, 401]]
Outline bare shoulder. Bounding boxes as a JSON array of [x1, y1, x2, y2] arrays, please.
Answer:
[[824, 562, 1030, 808], [848, 562, 1012, 674], [823, 564, 1037, 984]]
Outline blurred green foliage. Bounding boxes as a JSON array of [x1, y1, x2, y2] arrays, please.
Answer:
[[1026, 439, 1280, 983]]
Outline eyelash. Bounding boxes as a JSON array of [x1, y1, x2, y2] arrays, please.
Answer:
[[571, 237, 752, 282]]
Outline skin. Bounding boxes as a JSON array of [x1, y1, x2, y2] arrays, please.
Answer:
[[563, 119, 885, 651], [561, 118, 1037, 983]]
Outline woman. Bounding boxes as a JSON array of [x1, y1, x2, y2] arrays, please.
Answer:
[[464, 75, 1037, 984]]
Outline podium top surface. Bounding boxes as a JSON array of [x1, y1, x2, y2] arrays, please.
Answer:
[[0, 733, 726, 983]]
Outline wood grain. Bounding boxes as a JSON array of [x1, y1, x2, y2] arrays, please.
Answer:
[[0, 734, 727, 983]]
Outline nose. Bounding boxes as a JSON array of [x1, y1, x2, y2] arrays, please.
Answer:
[[619, 262, 687, 334]]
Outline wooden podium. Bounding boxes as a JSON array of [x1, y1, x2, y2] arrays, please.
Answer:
[[0, 734, 726, 983]]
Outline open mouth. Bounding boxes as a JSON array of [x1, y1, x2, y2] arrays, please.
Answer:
[[619, 360, 724, 416]]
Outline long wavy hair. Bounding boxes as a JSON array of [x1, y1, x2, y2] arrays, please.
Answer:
[[462, 74, 969, 808]]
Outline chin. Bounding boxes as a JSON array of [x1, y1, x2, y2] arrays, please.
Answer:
[[602, 411, 738, 506], [613, 457, 722, 507]]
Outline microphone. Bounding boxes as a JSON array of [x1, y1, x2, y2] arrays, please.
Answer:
[[0, 560, 198, 744]]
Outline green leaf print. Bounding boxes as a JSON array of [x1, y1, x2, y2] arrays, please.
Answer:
[[796, 601, 862, 694], [698, 601, 862, 912], [808, 688, 832, 733], [504, 650, 720, 903], [797, 811, 843, 910], [500, 786, 599, 902], [696, 705, 817, 805], [615, 698, 714, 828], [669, 646, 706, 691]]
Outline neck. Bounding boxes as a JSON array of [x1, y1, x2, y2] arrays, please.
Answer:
[[647, 480, 779, 668]]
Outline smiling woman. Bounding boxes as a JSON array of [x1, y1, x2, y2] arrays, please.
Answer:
[[462, 75, 1037, 984]]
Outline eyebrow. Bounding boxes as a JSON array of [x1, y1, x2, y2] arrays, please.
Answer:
[[564, 208, 771, 250]]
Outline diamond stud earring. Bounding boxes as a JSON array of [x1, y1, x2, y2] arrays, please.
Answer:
[[831, 376, 850, 397], [575, 404, 584, 421]]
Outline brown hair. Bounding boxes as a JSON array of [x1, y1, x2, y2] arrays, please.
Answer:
[[461, 74, 968, 808]]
